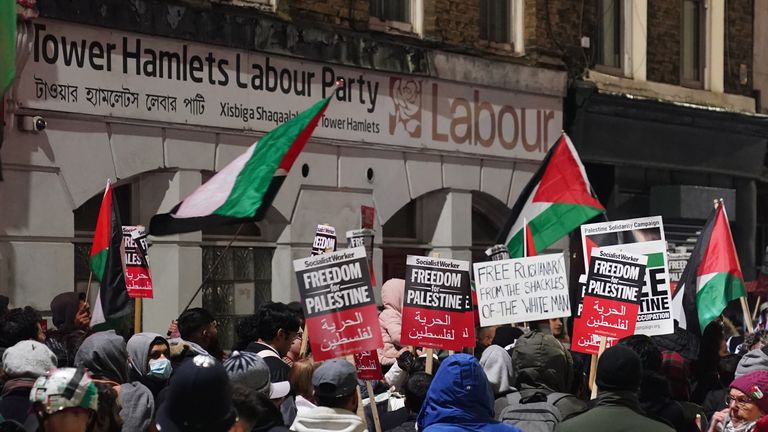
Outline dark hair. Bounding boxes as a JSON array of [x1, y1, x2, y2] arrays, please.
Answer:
[[177, 308, 215, 341], [92, 382, 122, 432], [317, 390, 357, 409], [412, 356, 440, 375], [255, 303, 301, 342], [404, 372, 432, 414], [286, 302, 305, 324], [618, 334, 662, 372], [233, 315, 260, 351], [231, 385, 283, 430], [0, 307, 41, 347], [739, 330, 768, 354]]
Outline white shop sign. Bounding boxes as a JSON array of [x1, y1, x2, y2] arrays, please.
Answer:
[[15, 19, 562, 161]]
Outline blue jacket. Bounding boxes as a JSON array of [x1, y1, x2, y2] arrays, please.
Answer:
[[417, 354, 522, 432]]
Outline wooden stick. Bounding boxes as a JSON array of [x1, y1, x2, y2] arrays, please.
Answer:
[[299, 323, 310, 358], [366, 380, 382, 432], [587, 354, 598, 397], [85, 271, 93, 304], [134, 298, 142, 333], [741, 296, 755, 333], [753, 296, 762, 322], [356, 385, 367, 427], [590, 336, 608, 400], [426, 348, 434, 375]]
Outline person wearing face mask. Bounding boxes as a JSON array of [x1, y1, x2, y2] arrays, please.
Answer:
[[127, 333, 172, 402]]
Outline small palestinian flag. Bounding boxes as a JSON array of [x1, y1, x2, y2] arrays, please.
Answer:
[[90, 182, 130, 327], [497, 133, 605, 258], [523, 219, 536, 257], [672, 200, 746, 335], [149, 96, 332, 235], [0, 0, 15, 95]]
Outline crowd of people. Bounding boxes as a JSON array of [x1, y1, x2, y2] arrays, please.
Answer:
[[1, 280, 768, 432]]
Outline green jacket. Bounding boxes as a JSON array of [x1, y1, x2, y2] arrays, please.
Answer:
[[555, 391, 675, 432]]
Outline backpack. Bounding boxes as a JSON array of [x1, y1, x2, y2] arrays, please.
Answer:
[[498, 391, 570, 432]]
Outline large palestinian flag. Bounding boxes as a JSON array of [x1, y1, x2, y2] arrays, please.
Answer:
[[672, 201, 746, 336], [497, 133, 605, 257], [90, 182, 130, 327], [149, 96, 332, 236], [0, 0, 14, 95]]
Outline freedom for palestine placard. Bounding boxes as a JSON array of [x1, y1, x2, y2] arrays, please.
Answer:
[[400, 255, 474, 351], [294, 246, 383, 361]]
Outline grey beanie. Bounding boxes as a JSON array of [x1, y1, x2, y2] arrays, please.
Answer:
[[736, 347, 768, 377], [2, 340, 57, 378]]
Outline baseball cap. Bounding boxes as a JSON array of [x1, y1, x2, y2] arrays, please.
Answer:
[[312, 358, 358, 399], [222, 351, 290, 399], [30, 368, 98, 414], [155, 355, 237, 432]]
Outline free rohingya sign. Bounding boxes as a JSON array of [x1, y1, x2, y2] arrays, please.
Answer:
[[17, 19, 561, 161], [293, 246, 383, 361], [400, 255, 474, 351]]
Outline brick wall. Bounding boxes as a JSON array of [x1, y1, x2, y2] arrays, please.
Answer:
[[289, 0, 368, 28], [647, 1, 680, 86], [725, 0, 754, 96], [425, 0, 480, 47]]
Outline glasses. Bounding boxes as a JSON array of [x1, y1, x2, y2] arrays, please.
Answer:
[[725, 394, 756, 409]]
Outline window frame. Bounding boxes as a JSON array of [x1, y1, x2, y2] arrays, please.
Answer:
[[478, 0, 524, 54], [594, 0, 624, 76], [369, 0, 422, 36], [680, 0, 706, 89]]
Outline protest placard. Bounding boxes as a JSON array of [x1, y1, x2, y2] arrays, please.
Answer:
[[311, 224, 337, 256], [577, 248, 647, 340], [571, 317, 618, 355], [401, 255, 474, 351], [580, 216, 673, 336], [473, 253, 570, 327], [294, 246, 383, 361], [122, 226, 153, 299], [347, 228, 376, 287], [361, 206, 375, 230], [353, 350, 384, 381]]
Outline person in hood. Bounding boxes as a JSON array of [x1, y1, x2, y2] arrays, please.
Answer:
[[708, 370, 768, 432], [378, 279, 408, 367], [45, 292, 91, 368], [508, 330, 585, 419], [0, 340, 57, 425], [74, 330, 155, 431], [290, 358, 366, 432], [619, 335, 691, 432], [555, 345, 674, 432], [155, 354, 237, 432], [480, 345, 516, 399], [416, 354, 520, 432], [127, 332, 171, 402]]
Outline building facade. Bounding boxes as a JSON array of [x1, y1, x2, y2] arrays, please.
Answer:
[[1, 0, 567, 342], [1, 0, 766, 343]]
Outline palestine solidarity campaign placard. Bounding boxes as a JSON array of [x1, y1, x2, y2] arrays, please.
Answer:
[[400, 255, 474, 351], [294, 246, 383, 361]]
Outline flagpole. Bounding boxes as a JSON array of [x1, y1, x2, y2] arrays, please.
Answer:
[[179, 223, 246, 314], [523, 218, 528, 258], [85, 271, 93, 304], [717, 199, 754, 333]]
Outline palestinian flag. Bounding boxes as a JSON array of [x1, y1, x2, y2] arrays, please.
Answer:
[[672, 201, 746, 336], [523, 219, 536, 257], [90, 182, 130, 327], [497, 133, 604, 258], [149, 96, 332, 235], [0, 0, 15, 95]]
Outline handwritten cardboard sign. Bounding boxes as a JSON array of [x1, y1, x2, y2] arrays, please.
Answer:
[[580, 216, 673, 336], [400, 255, 474, 351], [311, 224, 337, 256], [574, 248, 647, 343], [122, 226, 153, 299], [353, 350, 384, 381], [473, 253, 570, 326], [293, 246, 383, 361]]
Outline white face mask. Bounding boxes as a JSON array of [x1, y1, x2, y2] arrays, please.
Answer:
[[147, 358, 172, 380]]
